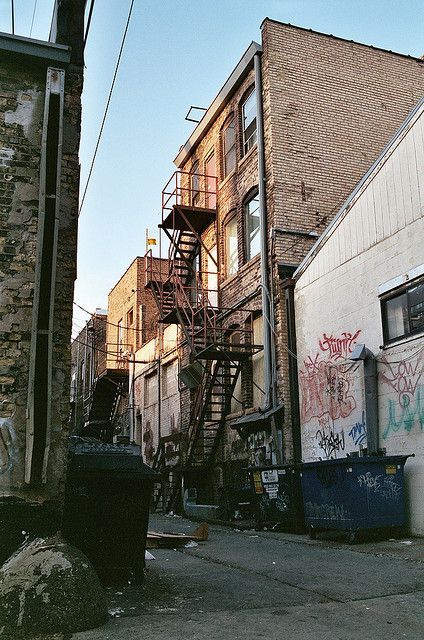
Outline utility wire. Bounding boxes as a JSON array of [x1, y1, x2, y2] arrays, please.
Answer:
[[73, 300, 149, 333], [84, 0, 96, 47], [79, 0, 135, 216], [11, 0, 15, 34], [29, 0, 37, 37]]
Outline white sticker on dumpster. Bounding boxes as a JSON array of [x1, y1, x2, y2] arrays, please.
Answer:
[[265, 483, 279, 499], [262, 469, 278, 484]]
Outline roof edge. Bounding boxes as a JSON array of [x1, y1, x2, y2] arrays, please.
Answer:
[[293, 96, 424, 282], [0, 31, 70, 65], [174, 41, 262, 167], [260, 19, 424, 63]]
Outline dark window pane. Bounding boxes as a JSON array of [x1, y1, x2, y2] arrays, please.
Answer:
[[223, 117, 236, 177], [242, 90, 257, 154], [409, 282, 424, 332], [245, 195, 260, 260], [385, 293, 409, 340]]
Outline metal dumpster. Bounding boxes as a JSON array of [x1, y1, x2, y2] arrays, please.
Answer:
[[300, 455, 411, 542], [250, 465, 304, 531], [63, 438, 157, 582]]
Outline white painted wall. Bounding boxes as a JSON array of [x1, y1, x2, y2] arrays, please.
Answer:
[[294, 103, 424, 534]]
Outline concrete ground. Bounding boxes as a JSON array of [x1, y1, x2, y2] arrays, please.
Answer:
[[73, 514, 424, 640]]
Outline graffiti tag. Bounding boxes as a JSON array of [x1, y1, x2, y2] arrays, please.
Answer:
[[305, 501, 349, 521], [382, 385, 424, 439], [299, 357, 356, 423], [315, 428, 345, 460], [348, 411, 367, 446], [319, 330, 361, 361], [379, 348, 424, 406], [357, 472, 401, 500]]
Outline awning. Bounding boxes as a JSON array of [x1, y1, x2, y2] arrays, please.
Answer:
[[230, 404, 284, 437]]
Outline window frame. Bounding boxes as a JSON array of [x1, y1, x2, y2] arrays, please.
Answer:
[[190, 159, 200, 206], [222, 114, 236, 178], [244, 191, 260, 262], [380, 277, 424, 344], [241, 88, 257, 156], [224, 212, 239, 278]]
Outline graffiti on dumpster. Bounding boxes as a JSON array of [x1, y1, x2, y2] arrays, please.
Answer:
[[357, 471, 401, 500], [304, 501, 350, 522]]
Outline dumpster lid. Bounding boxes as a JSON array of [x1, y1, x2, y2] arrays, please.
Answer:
[[300, 454, 413, 469], [68, 437, 158, 476], [230, 404, 284, 436]]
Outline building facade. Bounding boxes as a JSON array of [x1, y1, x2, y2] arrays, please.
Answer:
[[294, 98, 424, 535], [0, 0, 86, 551], [146, 20, 424, 511]]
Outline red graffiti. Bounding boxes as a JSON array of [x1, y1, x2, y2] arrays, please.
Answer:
[[299, 357, 356, 424], [319, 330, 361, 361], [379, 347, 424, 406]]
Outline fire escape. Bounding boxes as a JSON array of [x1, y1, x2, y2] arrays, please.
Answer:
[[146, 171, 261, 510]]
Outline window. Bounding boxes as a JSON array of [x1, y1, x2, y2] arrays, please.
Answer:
[[245, 193, 260, 261], [381, 278, 424, 343], [205, 151, 216, 209], [241, 89, 257, 155], [127, 308, 134, 326], [190, 160, 200, 206], [117, 319, 124, 354], [224, 215, 238, 277], [222, 115, 236, 178]]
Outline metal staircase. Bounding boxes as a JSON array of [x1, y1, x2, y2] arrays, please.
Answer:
[[145, 171, 262, 502]]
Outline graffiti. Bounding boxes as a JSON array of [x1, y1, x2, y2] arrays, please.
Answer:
[[380, 348, 424, 406], [0, 416, 18, 475], [382, 385, 424, 439], [305, 501, 349, 522], [275, 492, 289, 512], [299, 356, 357, 423], [319, 330, 361, 361], [348, 411, 367, 446], [357, 471, 401, 501], [315, 428, 345, 460]]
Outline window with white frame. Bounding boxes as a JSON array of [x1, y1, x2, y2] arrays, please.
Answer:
[[381, 276, 424, 343], [222, 115, 236, 178], [241, 89, 257, 155], [244, 193, 260, 261], [224, 214, 238, 277]]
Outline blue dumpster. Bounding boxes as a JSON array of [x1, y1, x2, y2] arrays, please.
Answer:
[[301, 455, 411, 541], [250, 465, 304, 531]]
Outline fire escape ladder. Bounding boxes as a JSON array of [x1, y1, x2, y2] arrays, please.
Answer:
[[185, 358, 242, 468], [152, 433, 182, 513]]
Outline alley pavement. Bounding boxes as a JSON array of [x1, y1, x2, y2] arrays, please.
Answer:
[[73, 514, 424, 640]]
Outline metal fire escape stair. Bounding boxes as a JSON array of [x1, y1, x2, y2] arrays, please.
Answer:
[[82, 370, 126, 441]]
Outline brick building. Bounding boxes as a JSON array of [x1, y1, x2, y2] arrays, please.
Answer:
[[70, 256, 167, 441], [147, 20, 424, 512], [0, 0, 86, 553]]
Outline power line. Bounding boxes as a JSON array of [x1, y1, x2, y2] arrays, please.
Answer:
[[79, 0, 135, 216], [29, 0, 37, 37], [11, 0, 15, 34], [73, 300, 151, 333], [84, 0, 96, 47]]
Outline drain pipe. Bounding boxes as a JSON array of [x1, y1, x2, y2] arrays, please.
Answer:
[[254, 52, 282, 464]]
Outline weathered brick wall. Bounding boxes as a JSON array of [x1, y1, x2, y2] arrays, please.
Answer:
[[106, 256, 163, 366], [262, 20, 424, 460], [0, 54, 82, 500]]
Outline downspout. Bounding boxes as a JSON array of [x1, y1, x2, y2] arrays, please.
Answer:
[[282, 276, 302, 463], [254, 52, 282, 464]]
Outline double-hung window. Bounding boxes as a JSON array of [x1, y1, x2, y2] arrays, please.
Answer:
[[241, 89, 257, 155], [222, 115, 236, 178], [245, 193, 260, 261], [381, 277, 424, 343], [224, 215, 238, 277]]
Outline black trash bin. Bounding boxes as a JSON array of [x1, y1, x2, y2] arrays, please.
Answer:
[[249, 465, 304, 531], [63, 438, 157, 582], [301, 455, 411, 542]]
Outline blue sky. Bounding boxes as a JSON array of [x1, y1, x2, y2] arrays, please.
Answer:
[[1, 1, 424, 335]]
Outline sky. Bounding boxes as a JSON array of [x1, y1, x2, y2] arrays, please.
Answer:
[[1, 0, 424, 336]]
